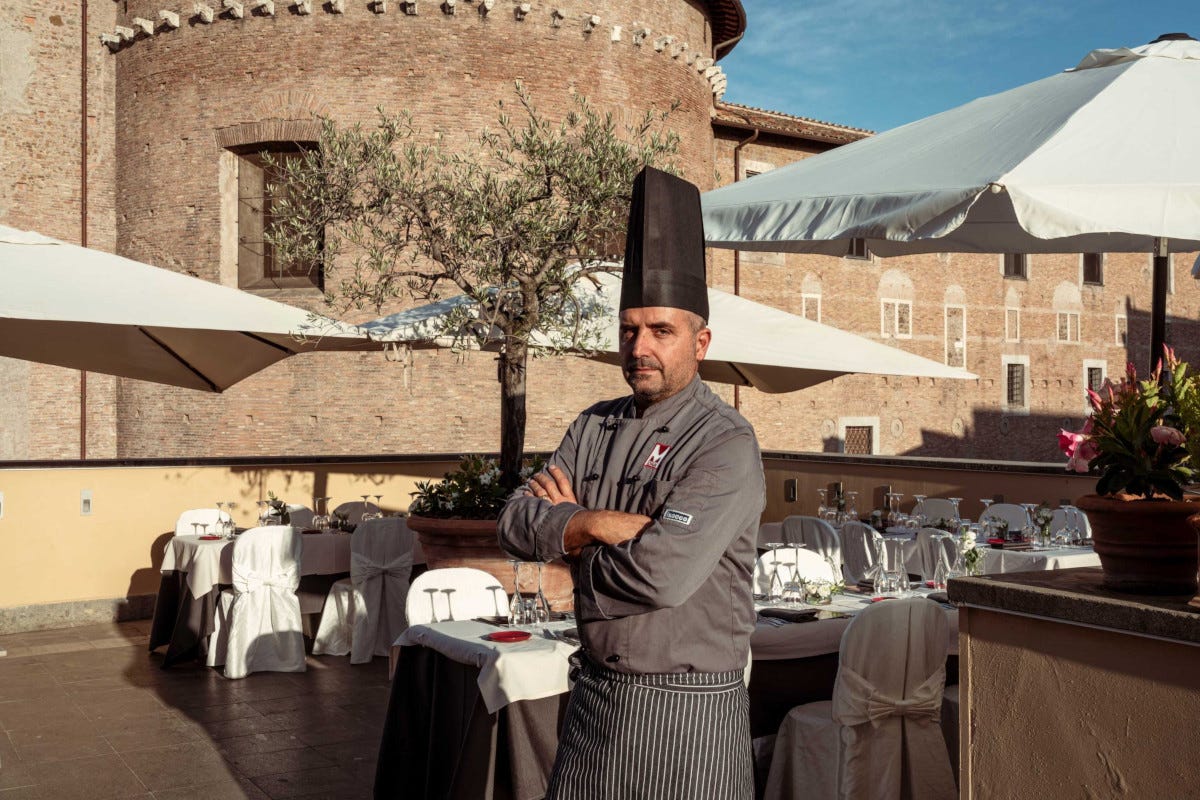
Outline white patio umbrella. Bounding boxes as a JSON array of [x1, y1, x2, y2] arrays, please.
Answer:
[[0, 225, 377, 391], [362, 271, 974, 393], [701, 33, 1200, 367]]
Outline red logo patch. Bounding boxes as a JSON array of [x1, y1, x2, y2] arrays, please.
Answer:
[[643, 442, 671, 470]]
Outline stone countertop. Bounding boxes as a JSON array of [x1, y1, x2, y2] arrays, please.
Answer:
[[947, 567, 1200, 645]]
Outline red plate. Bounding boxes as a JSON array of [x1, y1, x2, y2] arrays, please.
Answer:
[[870, 596, 897, 603], [198, 535, 222, 541], [486, 630, 531, 643]]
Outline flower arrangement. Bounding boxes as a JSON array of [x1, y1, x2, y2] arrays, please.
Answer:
[[1057, 349, 1200, 500], [409, 454, 545, 519], [265, 491, 290, 524], [958, 529, 982, 576]]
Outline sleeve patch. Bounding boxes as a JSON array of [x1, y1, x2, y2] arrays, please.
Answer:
[[661, 509, 693, 526]]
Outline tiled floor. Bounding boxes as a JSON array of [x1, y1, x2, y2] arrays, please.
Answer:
[[0, 622, 391, 799]]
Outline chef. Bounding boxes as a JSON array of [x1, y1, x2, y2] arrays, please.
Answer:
[[498, 166, 765, 799]]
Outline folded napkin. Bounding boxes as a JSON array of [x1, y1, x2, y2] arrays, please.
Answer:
[[759, 607, 819, 623]]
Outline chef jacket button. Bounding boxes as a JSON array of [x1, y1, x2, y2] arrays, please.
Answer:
[[605, 654, 621, 663], [657, 426, 669, 433]]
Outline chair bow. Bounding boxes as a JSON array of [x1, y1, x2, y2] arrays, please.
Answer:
[[233, 565, 297, 594], [834, 665, 945, 728], [351, 552, 413, 587]]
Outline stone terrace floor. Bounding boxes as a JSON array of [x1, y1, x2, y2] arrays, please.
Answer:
[[0, 622, 389, 799]]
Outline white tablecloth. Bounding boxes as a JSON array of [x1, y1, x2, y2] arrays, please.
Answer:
[[162, 531, 353, 598], [393, 620, 577, 714], [981, 545, 1100, 574], [750, 590, 958, 661]]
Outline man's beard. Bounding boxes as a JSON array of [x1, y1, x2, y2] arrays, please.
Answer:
[[625, 357, 664, 405]]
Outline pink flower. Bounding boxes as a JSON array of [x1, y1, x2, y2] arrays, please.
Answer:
[[1076, 438, 1099, 461], [1067, 456, 1091, 473], [1150, 426, 1186, 446], [1081, 416, 1094, 436], [1057, 429, 1084, 457]]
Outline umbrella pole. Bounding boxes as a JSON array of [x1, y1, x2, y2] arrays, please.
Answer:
[[1150, 237, 1169, 372]]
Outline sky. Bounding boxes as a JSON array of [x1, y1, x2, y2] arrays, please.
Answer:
[[720, 1, 1199, 132]]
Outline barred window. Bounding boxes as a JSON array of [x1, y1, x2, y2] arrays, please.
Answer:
[[847, 238, 870, 260], [1006, 363, 1026, 408], [844, 425, 873, 455], [1087, 366, 1105, 392]]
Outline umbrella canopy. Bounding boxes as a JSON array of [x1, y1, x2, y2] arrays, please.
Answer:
[[362, 271, 974, 393], [0, 225, 376, 392], [702, 35, 1200, 257]]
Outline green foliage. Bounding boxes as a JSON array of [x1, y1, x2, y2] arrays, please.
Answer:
[[409, 454, 546, 520]]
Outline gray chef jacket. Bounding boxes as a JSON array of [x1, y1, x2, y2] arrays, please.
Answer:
[[498, 375, 765, 675]]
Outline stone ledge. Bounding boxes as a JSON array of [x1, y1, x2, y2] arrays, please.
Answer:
[[0, 594, 156, 635], [948, 567, 1200, 645]]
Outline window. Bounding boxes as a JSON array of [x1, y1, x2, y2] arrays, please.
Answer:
[[1001, 355, 1030, 413], [801, 293, 821, 323], [1057, 311, 1080, 343], [1083, 253, 1104, 285], [1115, 314, 1128, 346], [844, 426, 873, 455], [881, 299, 912, 339], [235, 143, 322, 290], [1005, 307, 1020, 342], [1087, 367, 1105, 392], [1083, 359, 1107, 413], [846, 238, 870, 260], [1003, 253, 1028, 279], [944, 306, 966, 368]]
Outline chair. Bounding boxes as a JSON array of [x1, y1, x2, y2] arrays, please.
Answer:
[[913, 498, 958, 524], [753, 547, 835, 595], [206, 525, 306, 679], [286, 504, 315, 529], [405, 568, 509, 625], [312, 518, 416, 663], [333, 500, 380, 524], [980, 503, 1030, 533], [758, 521, 785, 549], [840, 521, 882, 584], [174, 508, 232, 536], [763, 597, 956, 800], [915, 528, 958, 581], [781, 515, 842, 574]]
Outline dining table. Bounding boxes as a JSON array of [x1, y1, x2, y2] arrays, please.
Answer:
[[374, 588, 959, 800], [148, 529, 353, 667]]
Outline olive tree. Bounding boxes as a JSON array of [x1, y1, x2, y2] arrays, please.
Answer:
[[268, 84, 679, 486]]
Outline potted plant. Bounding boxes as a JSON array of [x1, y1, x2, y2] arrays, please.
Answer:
[[1057, 348, 1200, 594]]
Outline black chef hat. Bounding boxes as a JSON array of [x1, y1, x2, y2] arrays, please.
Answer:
[[620, 166, 709, 321]]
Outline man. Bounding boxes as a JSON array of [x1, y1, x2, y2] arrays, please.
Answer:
[[498, 166, 765, 800]]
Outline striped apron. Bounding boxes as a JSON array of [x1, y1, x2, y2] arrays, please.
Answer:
[[546, 652, 753, 800]]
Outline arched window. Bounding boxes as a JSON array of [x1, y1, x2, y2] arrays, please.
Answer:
[[1053, 283, 1083, 343]]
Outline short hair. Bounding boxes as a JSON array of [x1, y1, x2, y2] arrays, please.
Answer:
[[686, 311, 708, 336]]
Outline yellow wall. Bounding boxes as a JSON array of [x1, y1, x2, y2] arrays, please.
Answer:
[[0, 459, 455, 608]]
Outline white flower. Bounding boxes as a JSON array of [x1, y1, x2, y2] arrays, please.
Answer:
[[519, 466, 535, 480], [960, 534, 977, 552], [479, 472, 493, 486]]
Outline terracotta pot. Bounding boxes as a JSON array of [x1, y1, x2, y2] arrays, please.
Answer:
[[406, 515, 575, 611], [1076, 494, 1200, 595]]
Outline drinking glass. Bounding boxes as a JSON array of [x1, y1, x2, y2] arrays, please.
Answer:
[[780, 563, 803, 605], [845, 491, 859, 521], [912, 494, 928, 524], [441, 589, 457, 621], [933, 549, 950, 590], [767, 558, 784, 603], [870, 536, 888, 595], [191, 522, 201, 536], [816, 488, 828, 518], [948, 497, 963, 526], [198, 523, 209, 537], [885, 546, 909, 597], [360, 495, 372, 523], [373, 495, 384, 516], [215, 501, 226, 531], [424, 588, 440, 623], [534, 561, 551, 622], [226, 502, 238, 536]]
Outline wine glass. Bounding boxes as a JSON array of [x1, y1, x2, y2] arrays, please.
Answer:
[[255, 500, 268, 523], [360, 495, 372, 523], [534, 561, 551, 622], [845, 491, 859, 522], [373, 495, 384, 519], [198, 523, 209, 538], [508, 560, 524, 624], [948, 497, 963, 527], [767, 556, 784, 603], [780, 563, 803, 605], [441, 589, 456, 621], [912, 494, 928, 524], [424, 588, 440, 623], [191, 522, 201, 536], [215, 501, 226, 532], [226, 502, 239, 536]]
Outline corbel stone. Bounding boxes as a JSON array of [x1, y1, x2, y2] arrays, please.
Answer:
[[514, 3, 530, 20], [610, 24, 621, 42], [372, 0, 387, 12], [694, 56, 714, 72], [442, 0, 456, 14], [550, 8, 565, 27], [671, 40, 687, 58], [100, 32, 122, 51], [653, 34, 673, 52], [685, 50, 698, 65], [704, 65, 722, 79], [250, 0, 274, 15], [583, 13, 599, 32], [131, 17, 155, 35], [479, 0, 494, 13], [193, 3, 214, 22], [158, 9, 180, 28], [401, 0, 417, 14], [295, 0, 313, 14], [115, 24, 136, 41], [222, 0, 244, 19], [329, 0, 345, 12], [630, 24, 650, 46]]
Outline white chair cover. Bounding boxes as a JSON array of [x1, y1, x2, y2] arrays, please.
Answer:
[[758, 521, 785, 549], [840, 522, 881, 584], [764, 597, 956, 800], [980, 503, 1029, 532], [333, 501, 379, 523], [913, 498, 957, 524], [312, 517, 416, 663], [286, 504, 315, 529], [753, 547, 835, 595], [915, 528, 957, 581], [174, 508, 232, 536], [206, 525, 306, 679], [782, 515, 842, 573], [405, 567, 508, 625]]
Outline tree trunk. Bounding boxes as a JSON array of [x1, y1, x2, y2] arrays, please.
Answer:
[[498, 340, 528, 490]]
